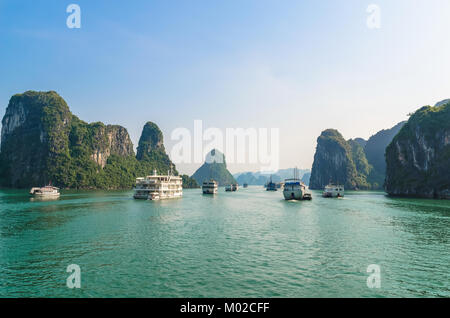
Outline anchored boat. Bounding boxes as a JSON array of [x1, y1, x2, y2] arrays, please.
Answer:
[[202, 180, 218, 194], [266, 175, 277, 191], [282, 168, 311, 201], [225, 183, 239, 192], [322, 184, 344, 198], [29, 185, 60, 198], [133, 169, 183, 200]]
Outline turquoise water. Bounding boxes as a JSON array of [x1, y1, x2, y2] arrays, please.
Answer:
[[0, 187, 449, 298]]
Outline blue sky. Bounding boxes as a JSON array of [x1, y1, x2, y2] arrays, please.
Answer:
[[1, 0, 450, 174]]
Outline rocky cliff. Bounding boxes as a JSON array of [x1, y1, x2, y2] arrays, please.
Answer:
[[134, 121, 186, 177], [192, 149, 236, 186], [385, 101, 450, 199], [364, 121, 405, 189], [309, 129, 371, 190], [136, 122, 165, 160], [87, 122, 134, 168], [1, 91, 73, 187], [0, 91, 182, 189]]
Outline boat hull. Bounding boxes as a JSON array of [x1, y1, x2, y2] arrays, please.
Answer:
[[133, 192, 182, 200], [322, 192, 344, 198], [31, 193, 60, 198], [283, 188, 305, 200]]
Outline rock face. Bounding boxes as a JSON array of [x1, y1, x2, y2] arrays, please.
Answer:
[[89, 123, 134, 168], [435, 99, 450, 107], [385, 101, 450, 199], [0, 91, 73, 187], [136, 122, 164, 160], [0, 91, 177, 189], [309, 129, 370, 190], [353, 138, 367, 148], [192, 149, 237, 186], [135, 121, 176, 175], [301, 172, 311, 186], [364, 121, 406, 189]]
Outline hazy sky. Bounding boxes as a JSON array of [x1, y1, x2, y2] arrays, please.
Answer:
[[1, 0, 450, 175]]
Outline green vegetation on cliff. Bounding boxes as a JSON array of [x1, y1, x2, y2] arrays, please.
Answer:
[[385, 101, 450, 198], [181, 175, 200, 188], [309, 129, 371, 190], [136, 122, 178, 175], [0, 91, 183, 189]]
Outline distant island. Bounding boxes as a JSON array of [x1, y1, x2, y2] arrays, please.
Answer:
[[191, 149, 236, 186], [0, 91, 197, 189], [233, 168, 311, 186]]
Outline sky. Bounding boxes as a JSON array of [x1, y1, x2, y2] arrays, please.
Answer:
[[1, 0, 450, 175]]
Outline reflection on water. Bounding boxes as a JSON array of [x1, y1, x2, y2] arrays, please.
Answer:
[[0, 188, 449, 297], [30, 196, 60, 202]]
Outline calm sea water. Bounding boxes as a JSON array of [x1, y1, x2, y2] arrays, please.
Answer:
[[0, 187, 449, 298]]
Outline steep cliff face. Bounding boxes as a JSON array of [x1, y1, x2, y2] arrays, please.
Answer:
[[0, 91, 72, 187], [364, 121, 406, 189], [136, 122, 164, 160], [88, 123, 134, 168], [309, 129, 370, 190], [192, 149, 236, 186], [385, 101, 450, 199], [135, 121, 177, 175], [0, 91, 135, 188]]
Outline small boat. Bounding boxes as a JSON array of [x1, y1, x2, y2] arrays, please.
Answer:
[[266, 175, 277, 191], [202, 180, 218, 194], [282, 168, 311, 200], [29, 185, 60, 198], [322, 184, 344, 198], [243, 183, 248, 188], [225, 183, 239, 192], [283, 179, 305, 200]]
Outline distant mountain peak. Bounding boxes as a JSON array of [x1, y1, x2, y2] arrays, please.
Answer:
[[191, 149, 235, 186], [205, 148, 226, 165]]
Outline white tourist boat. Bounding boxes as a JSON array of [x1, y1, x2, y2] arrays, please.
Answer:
[[225, 184, 239, 192], [283, 179, 306, 200], [133, 169, 183, 200], [322, 184, 344, 198], [202, 180, 218, 194], [29, 186, 60, 198], [282, 168, 308, 201]]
